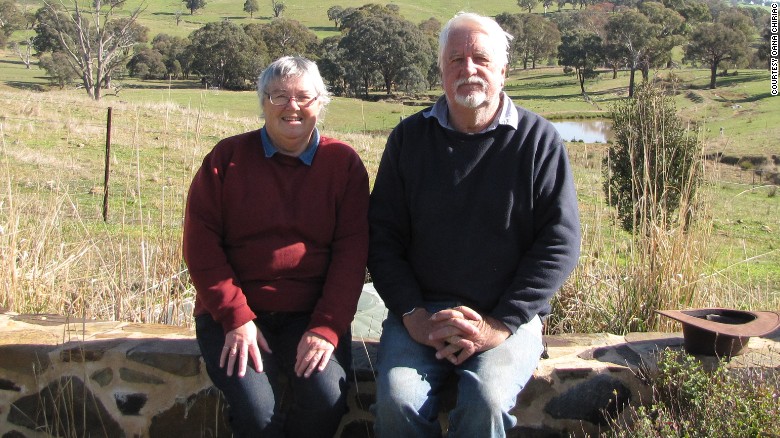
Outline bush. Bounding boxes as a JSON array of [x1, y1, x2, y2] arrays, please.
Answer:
[[603, 82, 702, 233], [38, 52, 79, 89], [608, 349, 780, 437]]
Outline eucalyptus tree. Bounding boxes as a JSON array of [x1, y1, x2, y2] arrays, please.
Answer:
[[271, 0, 285, 18], [38, 51, 79, 88], [34, 0, 148, 100], [338, 10, 432, 96], [604, 10, 656, 97], [661, 0, 710, 25], [637, 2, 686, 82], [317, 35, 347, 95], [517, 0, 537, 13], [127, 46, 167, 79], [326, 5, 344, 28], [243, 0, 259, 18], [183, 0, 205, 15], [188, 20, 267, 90], [685, 6, 754, 88], [684, 22, 747, 89], [418, 17, 442, 90], [557, 29, 603, 94], [497, 13, 560, 70], [151, 33, 191, 79], [246, 18, 317, 61], [0, 0, 24, 48]]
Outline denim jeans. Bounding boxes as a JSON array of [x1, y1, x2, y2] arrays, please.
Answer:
[[196, 312, 351, 438], [372, 303, 543, 438]]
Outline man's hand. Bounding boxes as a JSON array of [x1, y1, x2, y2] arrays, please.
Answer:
[[402, 308, 458, 352], [220, 320, 272, 377], [294, 331, 335, 378], [429, 306, 511, 365]]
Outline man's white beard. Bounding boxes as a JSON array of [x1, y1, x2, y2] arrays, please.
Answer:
[[453, 77, 489, 108], [454, 91, 487, 108]]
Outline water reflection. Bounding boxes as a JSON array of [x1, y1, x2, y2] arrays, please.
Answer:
[[552, 119, 612, 143]]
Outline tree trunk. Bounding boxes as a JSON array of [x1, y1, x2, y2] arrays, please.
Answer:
[[628, 67, 636, 98], [709, 62, 718, 89]]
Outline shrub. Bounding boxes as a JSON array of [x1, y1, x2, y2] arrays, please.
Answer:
[[603, 82, 702, 233], [608, 349, 780, 437]]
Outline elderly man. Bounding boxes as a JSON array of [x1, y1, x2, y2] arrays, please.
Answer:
[[368, 12, 581, 438]]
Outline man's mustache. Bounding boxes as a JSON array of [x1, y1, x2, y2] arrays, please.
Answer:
[[454, 77, 487, 88]]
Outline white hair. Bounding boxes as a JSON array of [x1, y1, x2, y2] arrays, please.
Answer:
[[256, 56, 331, 107], [437, 12, 513, 71]]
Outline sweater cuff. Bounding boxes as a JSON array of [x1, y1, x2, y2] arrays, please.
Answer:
[[307, 326, 340, 348], [219, 304, 257, 334]]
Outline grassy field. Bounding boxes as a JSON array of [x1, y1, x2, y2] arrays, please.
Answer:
[[12, 0, 560, 40], [0, 3, 779, 332]]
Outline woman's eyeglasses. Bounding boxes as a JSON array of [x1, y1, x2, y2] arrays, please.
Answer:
[[266, 93, 319, 107]]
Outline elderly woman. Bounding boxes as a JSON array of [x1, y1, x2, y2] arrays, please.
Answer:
[[183, 56, 369, 438]]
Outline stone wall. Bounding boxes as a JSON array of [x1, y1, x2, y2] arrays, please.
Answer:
[[1, 312, 778, 438]]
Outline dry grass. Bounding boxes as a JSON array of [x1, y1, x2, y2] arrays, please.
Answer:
[[0, 88, 387, 326]]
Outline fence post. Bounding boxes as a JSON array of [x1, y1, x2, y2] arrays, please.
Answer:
[[103, 107, 112, 222]]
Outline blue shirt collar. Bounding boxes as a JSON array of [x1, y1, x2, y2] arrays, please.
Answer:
[[260, 126, 320, 166], [423, 92, 518, 133]]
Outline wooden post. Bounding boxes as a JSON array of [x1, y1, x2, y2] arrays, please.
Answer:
[[103, 107, 112, 222]]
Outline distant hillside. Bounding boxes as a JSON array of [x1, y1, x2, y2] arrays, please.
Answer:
[[67, 0, 548, 39]]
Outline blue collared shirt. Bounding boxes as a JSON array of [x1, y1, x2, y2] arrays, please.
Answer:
[[422, 92, 519, 133], [260, 126, 320, 166]]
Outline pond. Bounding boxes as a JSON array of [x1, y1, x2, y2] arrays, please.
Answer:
[[552, 119, 612, 143]]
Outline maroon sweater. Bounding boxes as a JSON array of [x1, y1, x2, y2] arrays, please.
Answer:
[[183, 130, 369, 347]]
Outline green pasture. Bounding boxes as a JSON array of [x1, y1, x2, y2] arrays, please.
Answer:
[[13, 0, 555, 40]]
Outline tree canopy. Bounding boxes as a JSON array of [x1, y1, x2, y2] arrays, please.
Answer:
[[684, 22, 747, 89], [338, 7, 433, 96], [188, 20, 266, 89], [243, 0, 259, 18], [183, 0, 206, 15], [0, 0, 24, 48], [558, 29, 603, 94]]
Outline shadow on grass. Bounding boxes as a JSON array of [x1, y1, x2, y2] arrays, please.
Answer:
[[733, 92, 774, 103], [108, 79, 206, 90], [309, 26, 339, 32], [507, 92, 590, 100], [687, 72, 767, 90], [4, 81, 47, 92], [589, 86, 628, 97], [0, 58, 29, 67]]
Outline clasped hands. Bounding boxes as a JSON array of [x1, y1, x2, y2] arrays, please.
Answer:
[[402, 306, 511, 365], [220, 320, 334, 379]]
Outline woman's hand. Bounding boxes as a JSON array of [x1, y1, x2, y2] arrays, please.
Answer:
[[294, 331, 335, 378], [220, 320, 272, 378]]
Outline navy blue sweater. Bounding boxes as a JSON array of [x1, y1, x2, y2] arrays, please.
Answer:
[[368, 105, 581, 332]]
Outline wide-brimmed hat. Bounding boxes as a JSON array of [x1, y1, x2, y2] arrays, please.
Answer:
[[655, 308, 780, 357]]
